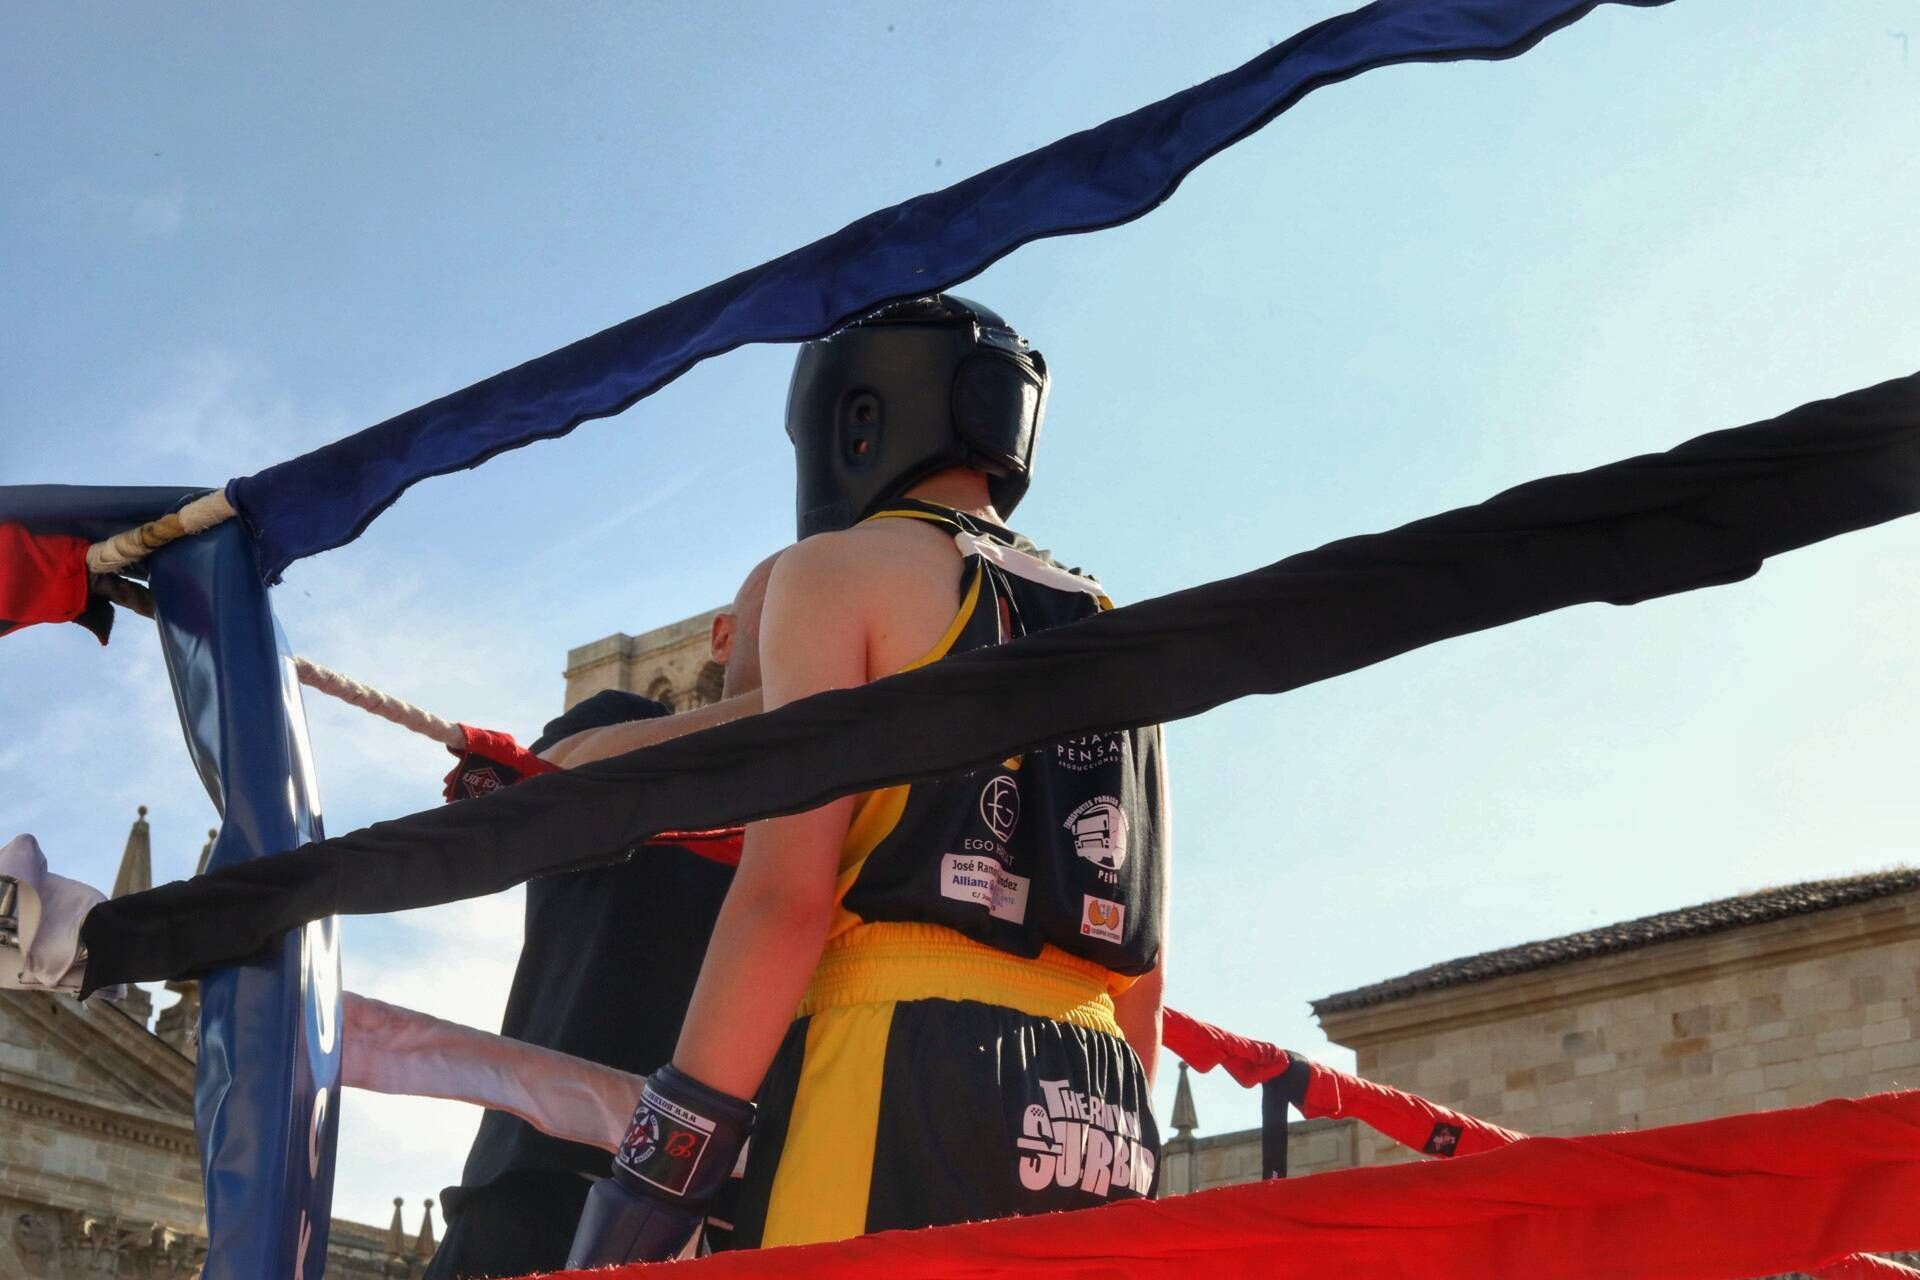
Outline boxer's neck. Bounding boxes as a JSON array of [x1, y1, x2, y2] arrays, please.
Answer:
[[901, 467, 1001, 524]]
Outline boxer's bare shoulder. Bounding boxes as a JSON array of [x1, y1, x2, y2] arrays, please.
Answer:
[[773, 517, 967, 683]]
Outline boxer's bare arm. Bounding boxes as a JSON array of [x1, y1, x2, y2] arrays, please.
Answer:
[[537, 690, 765, 769], [1113, 957, 1165, 1088], [669, 537, 867, 1097], [1114, 815, 1170, 1086], [672, 520, 964, 1098]]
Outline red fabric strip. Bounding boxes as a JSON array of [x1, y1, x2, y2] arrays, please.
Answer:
[[1164, 1007, 1525, 1155], [527, 1092, 1920, 1280], [1298, 1059, 1527, 1158], [1161, 1007, 1293, 1086], [649, 827, 744, 867], [0, 523, 89, 630], [456, 724, 559, 779]]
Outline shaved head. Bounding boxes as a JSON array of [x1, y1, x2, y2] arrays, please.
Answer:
[[712, 550, 784, 698]]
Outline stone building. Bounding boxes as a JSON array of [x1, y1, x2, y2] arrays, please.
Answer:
[[0, 810, 436, 1278], [1161, 868, 1920, 1208], [564, 609, 724, 712]]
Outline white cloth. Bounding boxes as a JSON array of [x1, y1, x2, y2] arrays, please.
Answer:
[[0, 833, 643, 1146], [952, 530, 1108, 599], [341, 992, 643, 1152], [0, 834, 104, 993]]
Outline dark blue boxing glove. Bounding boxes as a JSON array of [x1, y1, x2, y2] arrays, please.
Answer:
[[567, 1063, 755, 1267]]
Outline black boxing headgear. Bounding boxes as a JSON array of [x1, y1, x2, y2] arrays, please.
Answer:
[[785, 295, 1048, 539]]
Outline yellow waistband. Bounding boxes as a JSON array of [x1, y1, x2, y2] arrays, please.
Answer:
[[799, 922, 1121, 1037]]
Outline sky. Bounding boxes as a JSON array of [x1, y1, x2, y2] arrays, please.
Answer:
[[3, 0, 1918, 1232]]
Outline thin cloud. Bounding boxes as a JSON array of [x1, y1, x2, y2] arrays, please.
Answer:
[[0, 634, 212, 887], [127, 184, 187, 239], [525, 466, 709, 574], [122, 345, 351, 477], [54, 179, 189, 242]]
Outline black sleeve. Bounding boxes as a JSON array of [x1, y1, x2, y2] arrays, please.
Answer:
[[531, 691, 672, 755]]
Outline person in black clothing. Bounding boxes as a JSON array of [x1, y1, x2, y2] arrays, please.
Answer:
[[568, 298, 1167, 1265], [423, 555, 778, 1280]]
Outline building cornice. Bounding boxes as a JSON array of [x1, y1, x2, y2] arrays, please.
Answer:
[[0, 1067, 196, 1153], [0, 989, 196, 1108]]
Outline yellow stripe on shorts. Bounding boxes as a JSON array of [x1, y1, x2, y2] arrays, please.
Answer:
[[759, 1000, 895, 1248]]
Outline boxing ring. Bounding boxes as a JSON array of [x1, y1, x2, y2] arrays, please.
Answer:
[[5, 0, 1920, 1275]]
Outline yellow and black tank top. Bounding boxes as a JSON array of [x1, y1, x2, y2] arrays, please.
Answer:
[[825, 499, 1168, 977]]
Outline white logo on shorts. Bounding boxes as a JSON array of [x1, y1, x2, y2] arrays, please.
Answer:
[[1015, 1078, 1155, 1199]]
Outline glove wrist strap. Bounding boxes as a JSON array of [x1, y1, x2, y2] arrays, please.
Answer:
[[613, 1063, 754, 1206]]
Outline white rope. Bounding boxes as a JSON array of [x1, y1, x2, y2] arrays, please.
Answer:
[[86, 489, 238, 574], [89, 564, 469, 750], [291, 657, 467, 749]]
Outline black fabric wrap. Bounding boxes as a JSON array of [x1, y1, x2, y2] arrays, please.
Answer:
[[80, 372, 1920, 990]]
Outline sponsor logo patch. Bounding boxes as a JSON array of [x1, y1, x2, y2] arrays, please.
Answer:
[[619, 1109, 662, 1164], [1063, 796, 1128, 880], [978, 774, 1021, 843], [617, 1091, 717, 1197], [1053, 732, 1125, 773], [1423, 1122, 1464, 1157], [1015, 1078, 1155, 1199], [1080, 895, 1125, 944], [940, 853, 1031, 924]]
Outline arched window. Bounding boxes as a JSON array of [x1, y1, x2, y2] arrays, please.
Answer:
[[694, 660, 724, 707], [646, 677, 676, 711]]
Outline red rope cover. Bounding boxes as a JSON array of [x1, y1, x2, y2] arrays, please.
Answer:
[[456, 724, 559, 780], [529, 1091, 1920, 1280], [1163, 1008, 1525, 1156], [0, 523, 89, 630], [1160, 1007, 1293, 1086]]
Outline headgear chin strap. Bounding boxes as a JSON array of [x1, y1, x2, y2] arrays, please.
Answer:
[[785, 295, 1048, 539]]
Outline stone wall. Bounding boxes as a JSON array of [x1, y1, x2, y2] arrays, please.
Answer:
[[563, 610, 723, 711], [0, 997, 204, 1253], [0, 990, 430, 1278], [1159, 1116, 1358, 1196], [1161, 882, 1920, 1277], [1317, 889, 1920, 1167]]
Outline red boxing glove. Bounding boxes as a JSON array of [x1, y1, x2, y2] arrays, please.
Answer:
[[442, 724, 558, 803]]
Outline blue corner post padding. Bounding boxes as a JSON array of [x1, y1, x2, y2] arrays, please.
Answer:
[[0, 485, 342, 1280], [149, 521, 341, 1280], [230, 0, 1669, 583]]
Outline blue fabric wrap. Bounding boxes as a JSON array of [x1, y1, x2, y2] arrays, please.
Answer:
[[231, 0, 1667, 583], [0, 483, 208, 542], [0, 485, 342, 1280], [152, 521, 341, 1280]]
